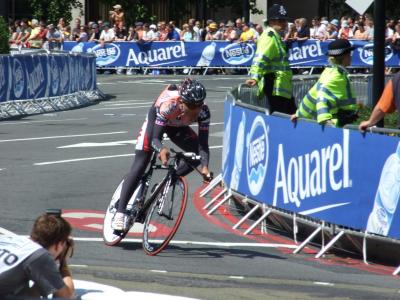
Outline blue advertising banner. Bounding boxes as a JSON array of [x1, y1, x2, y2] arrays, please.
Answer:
[[222, 100, 400, 239], [24, 55, 48, 100], [0, 56, 10, 102], [64, 40, 400, 68], [9, 55, 28, 100], [63, 41, 256, 68], [288, 40, 400, 67], [1, 54, 96, 103]]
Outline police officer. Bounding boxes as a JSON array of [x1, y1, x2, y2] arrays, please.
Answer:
[[292, 39, 359, 126], [0, 212, 75, 299], [246, 3, 296, 114]]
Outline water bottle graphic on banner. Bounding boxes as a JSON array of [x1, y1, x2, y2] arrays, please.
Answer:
[[71, 42, 84, 53], [196, 42, 216, 67], [366, 142, 400, 236], [230, 112, 246, 190]]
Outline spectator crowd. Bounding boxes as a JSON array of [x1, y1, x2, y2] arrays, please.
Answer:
[[8, 4, 400, 57]]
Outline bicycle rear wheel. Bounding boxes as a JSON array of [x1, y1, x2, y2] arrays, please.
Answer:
[[143, 177, 188, 255]]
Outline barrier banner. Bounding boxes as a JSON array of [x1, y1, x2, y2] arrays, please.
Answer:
[[64, 40, 400, 68], [0, 56, 10, 102], [63, 41, 256, 68], [222, 100, 400, 239], [9, 55, 28, 100], [288, 40, 400, 67], [0, 54, 96, 103], [24, 55, 48, 100]]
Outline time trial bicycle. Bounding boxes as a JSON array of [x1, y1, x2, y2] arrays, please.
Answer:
[[103, 149, 201, 255]]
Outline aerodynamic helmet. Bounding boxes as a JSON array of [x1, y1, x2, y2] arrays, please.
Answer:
[[178, 78, 206, 106]]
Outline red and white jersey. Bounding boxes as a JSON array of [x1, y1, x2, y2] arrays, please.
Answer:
[[153, 87, 210, 129]]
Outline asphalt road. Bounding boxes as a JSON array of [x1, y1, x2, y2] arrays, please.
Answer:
[[0, 74, 399, 300]]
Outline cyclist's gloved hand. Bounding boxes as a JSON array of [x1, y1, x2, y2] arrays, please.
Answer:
[[201, 166, 213, 183], [202, 172, 214, 183], [159, 148, 170, 166]]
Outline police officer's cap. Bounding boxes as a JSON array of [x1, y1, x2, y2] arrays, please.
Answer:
[[327, 39, 355, 56], [266, 4, 289, 22]]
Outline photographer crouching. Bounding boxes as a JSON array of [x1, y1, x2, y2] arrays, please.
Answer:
[[0, 210, 75, 299]]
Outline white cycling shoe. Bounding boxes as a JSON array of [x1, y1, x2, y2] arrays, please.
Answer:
[[112, 212, 129, 231]]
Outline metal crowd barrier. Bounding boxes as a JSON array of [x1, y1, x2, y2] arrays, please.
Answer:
[[222, 75, 380, 109], [200, 84, 400, 275], [0, 51, 105, 120], [236, 74, 395, 108]]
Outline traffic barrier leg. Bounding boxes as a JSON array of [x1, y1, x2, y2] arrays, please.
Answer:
[[293, 225, 323, 254], [199, 173, 222, 198], [243, 209, 272, 235], [315, 231, 345, 259], [232, 204, 260, 230], [203, 188, 227, 210], [393, 265, 400, 276], [207, 192, 232, 215]]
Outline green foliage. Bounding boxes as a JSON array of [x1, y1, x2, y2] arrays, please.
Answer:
[[0, 16, 10, 54], [30, 0, 83, 24], [132, 3, 157, 23], [355, 105, 399, 129], [249, 0, 263, 15], [97, 0, 263, 24], [97, 0, 156, 24]]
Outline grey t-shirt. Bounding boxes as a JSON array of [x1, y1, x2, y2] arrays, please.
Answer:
[[0, 248, 65, 297]]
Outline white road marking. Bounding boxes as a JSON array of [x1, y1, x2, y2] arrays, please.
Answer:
[[0, 118, 88, 126], [58, 140, 136, 148], [104, 99, 152, 104], [34, 153, 135, 166], [92, 105, 150, 111], [150, 270, 168, 273], [0, 131, 127, 143], [313, 282, 335, 286], [96, 82, 115, 85], [66, 237, 297, 248], [210, 131, 224, 137], [103, 101, 153, 107], [229, 276, 244, 279], [62, 212, 105, 219], [35, 145, 222, 166]]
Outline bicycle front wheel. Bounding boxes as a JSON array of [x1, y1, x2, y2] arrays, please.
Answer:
[[143, 177, 188, 255]]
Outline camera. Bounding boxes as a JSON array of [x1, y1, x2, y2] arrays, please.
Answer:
[[65, 237, 74, 258], [46, 208, 62, 217]]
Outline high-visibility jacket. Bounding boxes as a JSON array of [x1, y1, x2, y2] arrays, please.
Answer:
[[249, 27, 292, 99], [296, 64, 358, 125]]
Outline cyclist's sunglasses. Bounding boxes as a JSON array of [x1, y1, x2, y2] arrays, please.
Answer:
[[184, 101, 204, 109]]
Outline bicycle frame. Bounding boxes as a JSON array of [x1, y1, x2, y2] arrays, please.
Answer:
[[136, 151, 186, 220]]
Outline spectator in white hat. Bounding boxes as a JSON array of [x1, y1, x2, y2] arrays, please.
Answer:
[[143, 23, 159, 41], [339, 21, 354, 39], [316, 18, 328, 40]]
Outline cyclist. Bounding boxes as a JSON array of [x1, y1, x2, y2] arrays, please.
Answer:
[[112, 78, 211, 231]]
